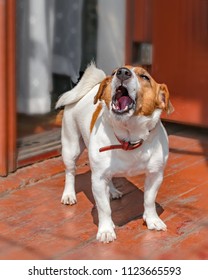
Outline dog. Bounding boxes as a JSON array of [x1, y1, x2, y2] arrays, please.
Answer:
[[56, 63, 174, 243]]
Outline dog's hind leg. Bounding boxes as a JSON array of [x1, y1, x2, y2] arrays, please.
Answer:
[[61, 115, 85, 205], [109, 181, 123, 200]]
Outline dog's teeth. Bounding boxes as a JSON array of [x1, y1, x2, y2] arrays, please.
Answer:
[[112, 103, 120, 110]]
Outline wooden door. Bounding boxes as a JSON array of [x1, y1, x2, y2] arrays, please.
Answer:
[[126, 0, 208, 127], [0, 0, 61, 175]]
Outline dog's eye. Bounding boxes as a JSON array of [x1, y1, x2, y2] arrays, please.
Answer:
[[140, 74, 150, 82]]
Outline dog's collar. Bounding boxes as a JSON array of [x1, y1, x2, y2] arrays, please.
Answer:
[[99, 134, 144, 153]]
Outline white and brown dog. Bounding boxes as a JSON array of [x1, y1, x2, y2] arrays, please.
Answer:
[[56, 63, 174, 243]]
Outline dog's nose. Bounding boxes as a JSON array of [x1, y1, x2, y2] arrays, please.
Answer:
[[116, 67, 132, 81]]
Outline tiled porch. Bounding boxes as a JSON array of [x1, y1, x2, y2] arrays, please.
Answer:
[[0, 123, 207, 260]]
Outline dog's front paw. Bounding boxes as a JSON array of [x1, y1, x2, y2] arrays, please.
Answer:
[[143, 214, 167, 231], [61, 192, 77, 205], [96, 226, 116, 243]]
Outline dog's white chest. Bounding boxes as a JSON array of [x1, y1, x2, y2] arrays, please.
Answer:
[[108, 148, 151, 177]]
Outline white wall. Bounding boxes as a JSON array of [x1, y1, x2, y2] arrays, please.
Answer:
[[96, 0, 126, 75]]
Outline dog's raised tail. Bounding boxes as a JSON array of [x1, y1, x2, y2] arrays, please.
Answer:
[[55, 63, 106, 109]]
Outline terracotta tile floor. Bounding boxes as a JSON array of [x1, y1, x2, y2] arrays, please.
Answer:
[[0, 123, 208, 260]]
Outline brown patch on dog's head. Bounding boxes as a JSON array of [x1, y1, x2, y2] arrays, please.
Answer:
[[94, 66, 174, 118], [132, 67, 174, 116], [91, 76, 113, 132], [94, 76, 112, 108], [90, 103, 102, 133], [156, 83, 174, 115]]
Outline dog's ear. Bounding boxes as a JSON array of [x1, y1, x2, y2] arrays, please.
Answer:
[[157, 83, 174, 114], [94, 76, 111, 104]]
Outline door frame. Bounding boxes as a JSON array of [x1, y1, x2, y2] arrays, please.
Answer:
[[0, 0, 16, 176]]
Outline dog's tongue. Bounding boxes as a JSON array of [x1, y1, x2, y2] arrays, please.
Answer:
[[118, 96, 132, 110]]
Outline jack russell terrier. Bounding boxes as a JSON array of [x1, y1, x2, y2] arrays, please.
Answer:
[[56, 63, 174, 243]]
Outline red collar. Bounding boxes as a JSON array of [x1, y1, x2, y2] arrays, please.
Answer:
[[99, 135, 144, 153]]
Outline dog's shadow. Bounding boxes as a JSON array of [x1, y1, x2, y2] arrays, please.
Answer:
[[75, 171, 164, 227]]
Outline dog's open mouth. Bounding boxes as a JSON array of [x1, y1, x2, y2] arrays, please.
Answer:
[[112, 86, 135, 114]]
